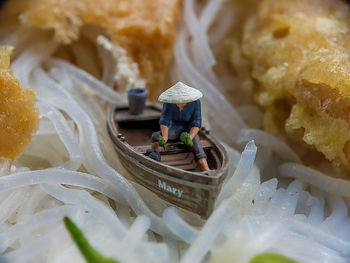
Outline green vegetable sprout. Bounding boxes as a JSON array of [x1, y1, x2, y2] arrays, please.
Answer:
[[64, 217, 119, 263], [180, 132, 193, 147], [159, 135, 167, 150], [250, 253, 298, 263]]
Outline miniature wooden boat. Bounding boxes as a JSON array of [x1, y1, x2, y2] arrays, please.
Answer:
[[107, 103, 229, 218]]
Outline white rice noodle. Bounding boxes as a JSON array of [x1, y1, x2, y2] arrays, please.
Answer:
[[11, 41, 58, 89], [19, 136, 66, 168], [308, 187, 326, 225], [133, 243, 169, 263], [180, 195, 239, 263], [96, 35, 145, 91], [279, 163, 350, 197], [175, 29, 246, 145], [0, 189, 29, 224], [16, 187, 48, 246], [97, 36, 117, 87], [238, 129, 301, 163], [1, 0, 350, 261], [54, 218, 166, 263], [162, 237, 181, 263], [210, 182, 349, 263], [258, 182, 350, 259], [36, 118, 73, 135], [319, 196, 348, 238], [199, 0, 224, 31], [183, 0, 216, 67], [57, 223, 112, 263], [37, 103, 82, 171], [245, 178, 278, 216], [0, 169, 123, 203], [217, 141, 257, 204], [163, 207, 199, 244], [181, 142, 259, 263], [32, 68, 173, 237], [40, 184, 167, 262], [207, 6, 236, 48], [0, 205, 78, 254], [77, 94, 120, 172], [293, 190, 313, 216], [288, 219, 350, 258], [2, 225, 69, 263], [270, 231, 349, 263], [118, 215, 151, 262], [47, 67, 74, 93], [178, 0, 248, 146], [129, 182, 170, 219], [221, 143, 241, 185], [0, 159, 11, 177], [48, 66, 109, 145], [264, 180, 306, 219], [40, 184, 127, 239], [46, 59, 124, 104], [61, 77, 107, 135]]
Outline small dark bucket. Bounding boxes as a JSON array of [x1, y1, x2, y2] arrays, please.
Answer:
[[127, 88, 148, 115]]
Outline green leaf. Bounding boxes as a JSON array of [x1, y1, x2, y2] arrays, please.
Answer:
[[180, 132, 193, 146], [159, 135, 167, 150], [250, 253, 298, 263], [64, 217, 119, 263]]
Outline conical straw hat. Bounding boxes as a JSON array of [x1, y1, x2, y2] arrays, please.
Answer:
[[158, 82, 203, 103]]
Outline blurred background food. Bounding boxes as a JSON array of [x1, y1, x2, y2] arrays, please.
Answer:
[[0, 46, 39, 160], [229, 0, 350, 177], [0, 0, 181, 98], [0, 0, 350, 262]]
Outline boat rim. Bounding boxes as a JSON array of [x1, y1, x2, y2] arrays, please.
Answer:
[[107, 103, 230, 181]]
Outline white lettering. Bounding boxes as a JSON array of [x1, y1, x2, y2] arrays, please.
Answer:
[[158, 179, 166, 190], [172, 187, 177, 195], [157, 179, 184, 198]]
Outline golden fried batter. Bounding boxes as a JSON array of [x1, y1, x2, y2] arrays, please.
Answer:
[[230, 0, 350, 167], [0, 46, 39, 160], [0, 0, 181, 98]]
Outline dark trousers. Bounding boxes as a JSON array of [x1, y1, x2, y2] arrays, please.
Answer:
[[151, 129, 207, 160]]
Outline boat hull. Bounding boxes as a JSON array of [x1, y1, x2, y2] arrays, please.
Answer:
[[116, 146, 221, 218], [107, 103, 229, 219]]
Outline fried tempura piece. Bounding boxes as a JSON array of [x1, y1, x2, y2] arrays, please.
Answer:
[[0, 0, 181, 97], [230, 0, 350, 167], [0, 46, 39, 160]]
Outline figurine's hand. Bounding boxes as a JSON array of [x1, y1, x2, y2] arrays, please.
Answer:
[[180, 132, 194, 147], [159, 135, 167, 150]]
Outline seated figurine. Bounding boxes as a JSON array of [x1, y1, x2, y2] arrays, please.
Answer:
[[148, 82, 210, 171]]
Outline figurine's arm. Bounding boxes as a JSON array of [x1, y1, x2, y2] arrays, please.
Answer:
[[189, 127, 199, 140], [159, 103, 171, 137], [160, 124, 169, 142], [159, 103, 172, 142], [189, 100, 202, 139]]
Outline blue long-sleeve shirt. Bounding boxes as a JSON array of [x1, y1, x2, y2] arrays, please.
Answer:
[[159, 100, 202, 135]]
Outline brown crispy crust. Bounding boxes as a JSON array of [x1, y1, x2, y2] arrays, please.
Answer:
[[0, 0, 182, 97], [231, 0, 350, 168], [0, 46, 39, 160]]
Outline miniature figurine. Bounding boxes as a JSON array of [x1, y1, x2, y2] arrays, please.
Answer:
[[107, 81, 229, 217], [147, 82, 210, 171]]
